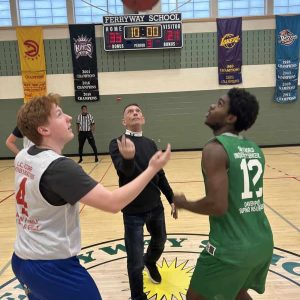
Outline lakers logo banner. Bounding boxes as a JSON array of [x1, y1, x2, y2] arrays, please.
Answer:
[[69, 24, 99, 102], [16, 27, 47, 102], [275, 15, 300, 103], [217, 17, 242, 85]]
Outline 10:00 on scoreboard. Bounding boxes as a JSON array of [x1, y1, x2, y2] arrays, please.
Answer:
[[124, 25, 162, 39]]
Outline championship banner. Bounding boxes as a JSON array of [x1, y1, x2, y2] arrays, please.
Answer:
[[16, 27, 47, 102], [217, 17, 242, 85], [69, 24, 99, 102], [275, 15, 300, 103], [22, 71, 47, 102]]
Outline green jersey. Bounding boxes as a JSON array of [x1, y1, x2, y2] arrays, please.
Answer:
[[205, 133, 273, 266]]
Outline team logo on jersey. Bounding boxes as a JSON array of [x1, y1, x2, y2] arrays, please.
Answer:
[[220, 33, 240, 48], [1, 234, 299, 299], [278, 29, 298, 46], [73, 35, 93, 59]]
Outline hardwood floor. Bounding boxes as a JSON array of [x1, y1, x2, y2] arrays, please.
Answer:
[[0, 148, 299, 299]]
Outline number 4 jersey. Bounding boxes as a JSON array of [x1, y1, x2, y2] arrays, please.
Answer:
[[205, 133, 273, 266], [14, 148, 81, 260]]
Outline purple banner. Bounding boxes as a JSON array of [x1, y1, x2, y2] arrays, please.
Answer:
[[217, 17, 242, 85]]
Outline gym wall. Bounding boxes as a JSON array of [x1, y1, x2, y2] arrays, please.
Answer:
[[0, 17, 299, 158]]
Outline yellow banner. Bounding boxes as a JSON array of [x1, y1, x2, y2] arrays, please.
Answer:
[[16, 27, 47, 102], [16, 27, 46, 71], [22, 71, 47, 103]]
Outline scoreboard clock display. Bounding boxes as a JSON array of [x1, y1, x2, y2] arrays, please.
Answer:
[[103, 13, 182, 51]]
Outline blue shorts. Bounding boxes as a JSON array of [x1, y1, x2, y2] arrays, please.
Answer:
[[12, 253, 102, 300]]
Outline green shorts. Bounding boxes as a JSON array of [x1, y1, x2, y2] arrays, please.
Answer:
[[189, 250, 272, 300]]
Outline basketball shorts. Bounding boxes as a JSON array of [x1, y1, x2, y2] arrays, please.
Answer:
[[189, 250, 272, 300], [11, 253, 102, 300]]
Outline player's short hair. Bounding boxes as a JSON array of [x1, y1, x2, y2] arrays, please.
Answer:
[[123, 103, 141, 113], [227, 88, 259, 132], [81, 105, 87, 110], [17, 93, 60, 146]]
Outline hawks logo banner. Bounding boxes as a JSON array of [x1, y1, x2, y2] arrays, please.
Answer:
[[275, 15, 300, 103], [16, 27, 47, 102], [217, 17, 242, 85], [69, 24, 99, 102]]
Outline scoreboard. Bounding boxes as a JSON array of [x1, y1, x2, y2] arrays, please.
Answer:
[[103, 13, 182, 51]]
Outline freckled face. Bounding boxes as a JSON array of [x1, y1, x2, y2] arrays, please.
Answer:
[[47, 104, 74, 144]]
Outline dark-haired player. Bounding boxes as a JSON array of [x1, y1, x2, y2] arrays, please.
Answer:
[[174, 88, 273, 300]]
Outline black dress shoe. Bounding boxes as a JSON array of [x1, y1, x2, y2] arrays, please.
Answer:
[[144, 263, 161, 284]]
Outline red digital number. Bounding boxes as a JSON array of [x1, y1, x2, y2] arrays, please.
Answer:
[[16, 177, 28, 217], [146, 39, 153, 48], [109, 32, 116, 43], [109, 32, 122, 44], [165, 30, 174, 41], [165, 30, 181, 42], [174, 30, 181, 41], [115, 32, 122, 43]]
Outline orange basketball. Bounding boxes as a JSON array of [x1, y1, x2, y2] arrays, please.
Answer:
[[122, 0, 159, 11]]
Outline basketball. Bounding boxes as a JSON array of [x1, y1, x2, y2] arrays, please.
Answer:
[[122, 0, 159, 11]]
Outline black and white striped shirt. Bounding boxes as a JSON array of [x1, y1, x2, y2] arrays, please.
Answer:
[[76, 113, 95, 132]]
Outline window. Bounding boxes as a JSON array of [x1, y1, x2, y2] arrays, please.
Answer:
[[74, 0, 123, 24], [18, 0, 67, 25], [274, 0, 300, 14], [218, 0, 265, 17], [3, 0, 299, 27], [161, 0, 210, 19], [0, 0, 12, 26]]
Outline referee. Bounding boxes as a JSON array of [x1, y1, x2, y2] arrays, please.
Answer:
[[76, 105, 99, 163]]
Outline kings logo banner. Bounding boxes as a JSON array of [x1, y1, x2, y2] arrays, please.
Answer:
[[16, 27, 47, 102], [69, 24, 99, 101], [275, 15, 300, 103], [217, 17, 242, 85]]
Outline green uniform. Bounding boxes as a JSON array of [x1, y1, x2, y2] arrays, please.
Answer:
[[190, 133, 273, 300]]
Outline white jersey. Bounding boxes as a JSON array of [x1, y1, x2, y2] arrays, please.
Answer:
[[14, 148, 81, 260], [23, 137, 34, 149]]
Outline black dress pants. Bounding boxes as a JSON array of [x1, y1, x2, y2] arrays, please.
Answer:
[[78, 131, 98, 158]]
